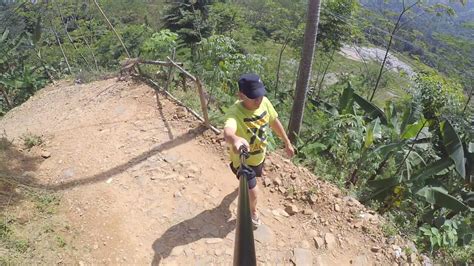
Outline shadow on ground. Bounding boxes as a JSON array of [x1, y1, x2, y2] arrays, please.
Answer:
[[0, 136, 43, 212], [151, 189, 238, 265]]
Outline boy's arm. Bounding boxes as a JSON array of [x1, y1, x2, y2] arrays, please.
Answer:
[[224, 126, 249, 153], [269, 118, 295, 157]]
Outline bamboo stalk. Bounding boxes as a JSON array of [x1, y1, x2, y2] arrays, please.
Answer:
[[93, 0, 131, 58]]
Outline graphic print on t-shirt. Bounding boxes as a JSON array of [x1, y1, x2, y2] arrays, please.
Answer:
[[243, 110, 269, 155]]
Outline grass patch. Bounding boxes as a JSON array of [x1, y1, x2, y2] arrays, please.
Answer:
[[56, 235, 66, 248], [21, 133, 43, 150], [32, 192, 60, 215], [0, 217, 30, 254], [0, 183, 71, 263]]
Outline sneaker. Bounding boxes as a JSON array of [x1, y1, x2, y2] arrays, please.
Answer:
[[251, 214, 261, 227]]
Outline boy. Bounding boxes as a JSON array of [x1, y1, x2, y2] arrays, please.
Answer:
[[224, 73, 294, 226]]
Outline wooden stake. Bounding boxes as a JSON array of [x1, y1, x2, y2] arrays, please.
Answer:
[[196, 78, 210, 127], [164, 49, 176, 91]]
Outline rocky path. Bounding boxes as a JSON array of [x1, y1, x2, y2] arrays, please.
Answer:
[[0, 79, 417, 265]]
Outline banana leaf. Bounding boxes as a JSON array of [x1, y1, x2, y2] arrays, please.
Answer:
[[416, 187, 471, 213], [364, 118, 381, 149], [462, 191, 474, 208], [401, 118, 427, 140], [367, 175, 402, 201], [1, 29, 9, 42], [441, 120, 465, 178], [309, 98, 338, 115], [400, 104, 415, 134], [339, 82, 354, 114], [352, 92, 387, 124], [410, 157, 453, 183], [372, 141, 407, 158]]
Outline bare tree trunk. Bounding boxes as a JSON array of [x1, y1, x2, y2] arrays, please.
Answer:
[[317, 49, 336, 97], [93, 0, 131, 58], [51, 26, 72, 74], [369, 0, 419, 102], [288, 0, 322, 143], [56, 3, 90, 67], [0, 86, 12, 110], [275, 40, 289, 98], [34, 48, 55, 84], [82, 36, 99, 71]]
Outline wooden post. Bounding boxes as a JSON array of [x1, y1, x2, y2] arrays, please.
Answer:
[[195, 79, 210, 127], [164, 48, 176, 91]]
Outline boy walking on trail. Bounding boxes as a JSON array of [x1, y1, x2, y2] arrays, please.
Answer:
[[224, 73, 295, 227]]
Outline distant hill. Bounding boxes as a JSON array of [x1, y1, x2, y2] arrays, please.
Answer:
[[359, 0, 473, 86]]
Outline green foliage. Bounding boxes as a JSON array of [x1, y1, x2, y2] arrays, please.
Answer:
[[21, 133, 43, 149], [56, 236, 67, 248], [417, 218, 472, 256], [1, 1, 472, 263], [0, 29, 48, 113], [195, 35, 265, 94], [411, 73, 465, 120], [96, 24, 153, 67], [208, 2, 245, 36], [163, 0, 214, 48], [141, 29, 178, 59], [318, 0, 359, 52], [33, 192, 59, 214], [0, 217, 30, 254]]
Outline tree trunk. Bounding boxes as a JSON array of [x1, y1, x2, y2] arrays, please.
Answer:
[[369, 1, 419, 102], [288, 0, 322, 143], [275, 40, 289, 99], [317, 49, 336, 97]]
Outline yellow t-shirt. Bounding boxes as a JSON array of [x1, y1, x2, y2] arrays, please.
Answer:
[[224, 97, 278, 167]]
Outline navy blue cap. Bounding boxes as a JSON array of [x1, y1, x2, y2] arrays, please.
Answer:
[[238, 73, 266, 99]]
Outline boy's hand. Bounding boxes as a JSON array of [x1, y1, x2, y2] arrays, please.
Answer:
[[284, 142, 295, 158], [233, 137, 250, 153]]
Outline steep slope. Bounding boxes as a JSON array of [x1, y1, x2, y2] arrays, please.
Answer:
[[0, 78, 420, 265]]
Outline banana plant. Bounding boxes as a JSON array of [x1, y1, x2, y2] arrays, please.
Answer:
[[336, 83, 429, 186], [367, 119, 472, 215]]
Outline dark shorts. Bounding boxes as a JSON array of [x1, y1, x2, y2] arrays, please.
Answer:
[[229, 161, 264, 189]]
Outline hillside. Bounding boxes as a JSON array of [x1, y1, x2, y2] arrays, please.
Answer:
[[0, 78, 423, 265]]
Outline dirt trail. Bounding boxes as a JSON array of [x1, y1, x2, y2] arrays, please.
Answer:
[[1, 79, 409, 265]]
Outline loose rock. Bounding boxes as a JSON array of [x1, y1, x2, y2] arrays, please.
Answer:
[[371, 246, 381, 253], [293, 248, 313, 266], [285, 204, 299, 215], [264, 177, 272, 187], [41, 151, 51, 158], [314, 237, 324, 249], [274, 178, 282, 186], [324, 233, 337, 250]]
